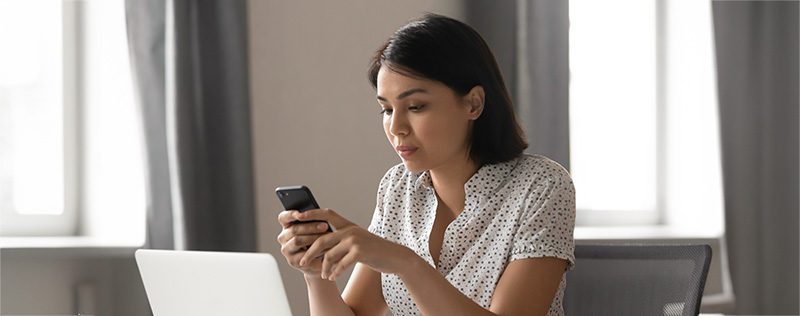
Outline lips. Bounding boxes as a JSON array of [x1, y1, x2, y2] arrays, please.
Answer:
[[395, 145, 418, 158]]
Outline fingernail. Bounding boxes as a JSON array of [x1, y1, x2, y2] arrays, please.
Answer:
[[299, 259, 306, 266], [317, 223, 327, 230]]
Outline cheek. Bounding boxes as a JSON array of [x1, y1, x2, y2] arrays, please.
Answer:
[[382, 117, 393, 140], [433, 115, 469, 140], [415, 116, 461, 146], [382, 117, 389, 133]]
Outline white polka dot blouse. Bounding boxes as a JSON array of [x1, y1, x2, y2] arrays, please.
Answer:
[[367, 154, 576, 316]]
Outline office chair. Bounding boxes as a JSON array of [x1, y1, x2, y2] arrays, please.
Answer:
[[563, 244, 712, 316]]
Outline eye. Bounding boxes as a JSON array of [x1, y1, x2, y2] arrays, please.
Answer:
[[409, 104, 426, 112], [379, 108, 393, 115]]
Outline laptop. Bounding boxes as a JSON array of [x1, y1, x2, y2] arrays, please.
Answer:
[[135, 249, 293, 316]]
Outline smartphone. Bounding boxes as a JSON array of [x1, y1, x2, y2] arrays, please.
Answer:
[[275, 185, 333, 232]]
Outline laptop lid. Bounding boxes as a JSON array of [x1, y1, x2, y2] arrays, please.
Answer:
[[135, 249, 293, 316]]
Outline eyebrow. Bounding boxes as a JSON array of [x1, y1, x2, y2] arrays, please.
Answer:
[[376, 88, 429, 102]]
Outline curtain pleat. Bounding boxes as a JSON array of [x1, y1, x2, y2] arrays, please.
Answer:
[[515, 0, 570, 170], [465, 0, 570, 170], [170, 0, 255, 252], [712, 1, 799, 314], [125, 0, 256, 252], [125, 0, 173, 250]]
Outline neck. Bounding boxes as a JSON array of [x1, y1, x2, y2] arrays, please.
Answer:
[[429, 157, 480, 214]]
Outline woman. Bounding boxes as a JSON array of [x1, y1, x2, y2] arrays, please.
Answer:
[[277, 14, 575, 316]]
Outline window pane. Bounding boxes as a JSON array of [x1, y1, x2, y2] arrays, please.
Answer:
[[0, 0, 64, 215], [569, 0, 656, 212], [662, 0, 724, 233], [80, 0, 146, 238]]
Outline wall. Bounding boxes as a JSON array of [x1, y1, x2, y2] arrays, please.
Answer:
[[248, 1, 464, 315], [0, 249, 149, 316]]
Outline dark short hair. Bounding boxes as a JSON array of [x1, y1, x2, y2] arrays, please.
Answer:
[[368, 13, 528, 165]]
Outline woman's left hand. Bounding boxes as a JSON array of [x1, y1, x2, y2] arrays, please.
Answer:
[[296, 208, 415, 281]]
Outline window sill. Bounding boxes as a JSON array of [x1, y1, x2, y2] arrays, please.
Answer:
[[575, 224, 723, 241], [0, 236, 144, 258]]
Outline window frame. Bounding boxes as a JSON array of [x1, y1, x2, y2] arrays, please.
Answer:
[[0, 0, 80, 236], [1, 0, 147, 242], [570, 0, 723, 230], [569, 0, 662, 226]]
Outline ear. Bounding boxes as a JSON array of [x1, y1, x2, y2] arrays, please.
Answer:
[[465, 85, 485, 121]]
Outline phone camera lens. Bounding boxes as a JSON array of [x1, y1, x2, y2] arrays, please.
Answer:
[[278, 192, 284, 198]]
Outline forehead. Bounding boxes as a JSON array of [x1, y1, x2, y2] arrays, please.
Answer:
[[376, 66, 446, 97]]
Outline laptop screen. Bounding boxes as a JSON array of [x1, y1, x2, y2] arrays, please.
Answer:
[[136, 249, 293, 316]]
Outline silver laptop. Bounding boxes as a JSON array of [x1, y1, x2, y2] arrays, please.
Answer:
[[135, 249, 293, 316]]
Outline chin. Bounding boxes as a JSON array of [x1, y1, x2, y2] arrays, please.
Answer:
[[401, 160, 427, 173]]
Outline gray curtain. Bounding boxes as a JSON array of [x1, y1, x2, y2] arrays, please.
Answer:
[[465, 0, 518, 105], [712, 1, 799, 315], [125, 0, 173, 250], [125, 0, 256, 252], [515, 0, 570, 170], [465, 0, 569, 170], [465, 0, 570, 170]]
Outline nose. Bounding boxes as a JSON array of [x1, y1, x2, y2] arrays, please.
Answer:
[[388, 112, 409, 137]]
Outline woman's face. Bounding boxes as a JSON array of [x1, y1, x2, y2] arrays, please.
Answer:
[[376, 67, 482, 173]]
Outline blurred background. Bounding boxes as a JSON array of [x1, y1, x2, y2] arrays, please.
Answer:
[[0, 0, 797, 315]]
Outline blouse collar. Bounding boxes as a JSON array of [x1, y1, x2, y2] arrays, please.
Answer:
[[414, 156, 522, 205]]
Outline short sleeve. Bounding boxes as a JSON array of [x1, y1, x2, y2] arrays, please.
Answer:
[[367, 205, 384, 236], [510, 164, 576, 270]]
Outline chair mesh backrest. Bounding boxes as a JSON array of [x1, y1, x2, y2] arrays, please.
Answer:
[[563, 244, 712, 316]]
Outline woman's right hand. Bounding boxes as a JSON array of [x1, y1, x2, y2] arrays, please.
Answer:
[[276, 210, 332, 276]]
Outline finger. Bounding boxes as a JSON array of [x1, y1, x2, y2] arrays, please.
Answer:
[[277, 229, 290, 244], [291, 221, 330, 235], [282, 235, 322, 255], [278, 210, 299, 228], [277, 221, 327, 246], [282, 249, 305, 267], [295, 208, 349, 230], [286, 251, 321, 270], [291, 235, 323, 251], [300, 256, 325, 274], [279, 222, 326, 242], [300, 232, 337, 266], [280, 236, 302, 256], [328, 250, 359, 281], [320, 243, 348, 279], [276, 224, 301, 245]]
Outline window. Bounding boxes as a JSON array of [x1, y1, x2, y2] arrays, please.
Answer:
[[569, 0, 724, 233], [0, 0, 77, 235], [569, 0, 657, 225], [0, 0, 146, 239]]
